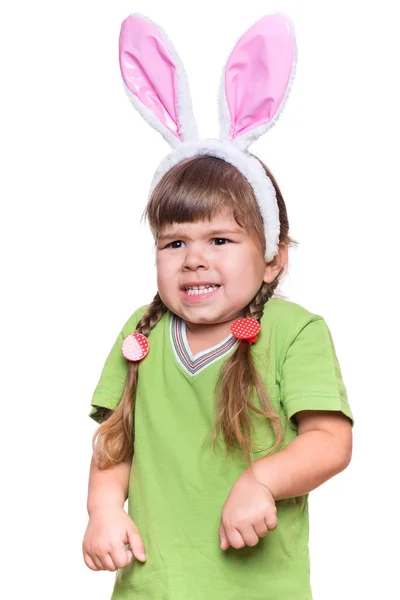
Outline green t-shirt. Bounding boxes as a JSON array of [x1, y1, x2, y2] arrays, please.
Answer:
[[89, 297, 354, 600]]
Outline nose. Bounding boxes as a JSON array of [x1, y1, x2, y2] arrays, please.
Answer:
[[182, 243, 210, 271]]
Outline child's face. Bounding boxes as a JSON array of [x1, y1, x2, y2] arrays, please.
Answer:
[[156, 210, 271, 329]]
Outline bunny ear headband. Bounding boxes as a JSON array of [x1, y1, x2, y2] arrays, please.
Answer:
[[119, 13, 297, 262]]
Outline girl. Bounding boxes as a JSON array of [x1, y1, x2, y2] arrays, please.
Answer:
[[83, 13, 354, 600]]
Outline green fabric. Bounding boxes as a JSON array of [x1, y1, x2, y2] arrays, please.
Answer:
[[90, 298, 354, 600]]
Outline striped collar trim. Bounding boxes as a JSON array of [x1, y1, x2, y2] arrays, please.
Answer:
[[170, 313, 237, 377]]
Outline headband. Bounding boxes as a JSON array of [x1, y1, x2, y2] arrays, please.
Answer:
[[119, 13, 297, 262]]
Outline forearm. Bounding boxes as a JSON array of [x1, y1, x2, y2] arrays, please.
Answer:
[[87, 454, 132, 517], [251, 430, 350, 501]]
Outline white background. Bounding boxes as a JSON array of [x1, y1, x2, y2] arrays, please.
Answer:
[[1, 0, 398, 598]]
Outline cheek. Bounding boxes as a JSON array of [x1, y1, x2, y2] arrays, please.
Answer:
[[223, 252, 265, 292], [223, 250, 262, 277], [156, 255, 175, 290]]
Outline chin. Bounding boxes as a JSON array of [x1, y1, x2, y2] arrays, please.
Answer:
[[185, 309, 229, 325]]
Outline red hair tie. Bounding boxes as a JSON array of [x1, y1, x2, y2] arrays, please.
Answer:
[[121, 332, 150, 362], [230, 318, 260, 344]]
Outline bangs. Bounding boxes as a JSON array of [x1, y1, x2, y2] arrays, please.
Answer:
[[144, 155, 264, 239]]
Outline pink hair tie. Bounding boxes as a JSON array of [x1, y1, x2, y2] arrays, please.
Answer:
[[230, 318, 261, 344], [121, 332, 150, 361]]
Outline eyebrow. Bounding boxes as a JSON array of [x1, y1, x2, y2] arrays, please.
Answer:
[[158, 229, 244, 241]]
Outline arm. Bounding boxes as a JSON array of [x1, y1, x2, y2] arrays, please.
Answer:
[[251, 410, 353, 500], [83, 453, 147, 568], [87, 453, 132, 517]]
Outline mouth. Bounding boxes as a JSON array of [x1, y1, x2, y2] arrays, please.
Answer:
[[182, 284, 220, 295], [180, 284, 221, 302]]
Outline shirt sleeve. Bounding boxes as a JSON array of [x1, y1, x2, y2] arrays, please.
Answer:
[[280, 316, 354, 431], [89, 329, 129, 424], [88, 305, 148, 424]]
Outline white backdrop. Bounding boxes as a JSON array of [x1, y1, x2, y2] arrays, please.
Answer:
[[1, 0, 398, 598]]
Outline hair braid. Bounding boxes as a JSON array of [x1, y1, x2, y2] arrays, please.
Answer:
[[244, 280, 278, 320], [212, 280, 284, 465], [92, 293, 167, 469]]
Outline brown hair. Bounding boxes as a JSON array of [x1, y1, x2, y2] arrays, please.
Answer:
[[92, 155, 298, 468]]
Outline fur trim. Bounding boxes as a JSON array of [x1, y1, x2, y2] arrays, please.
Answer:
[[121, 82, 181, 148], [218, 59, 231, 142], [124, 13, 199, 147], [218, 13, 298, 151]]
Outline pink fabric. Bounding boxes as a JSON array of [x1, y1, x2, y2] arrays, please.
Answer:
[[119, 15, 181, 139], [225, 14, 295, 140]]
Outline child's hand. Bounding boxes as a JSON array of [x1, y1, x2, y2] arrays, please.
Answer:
[[219, 467, 278, 551], [82, 507, 146, 571]]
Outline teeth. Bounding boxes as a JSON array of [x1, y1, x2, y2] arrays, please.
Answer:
[[185, 285, 219, 296]]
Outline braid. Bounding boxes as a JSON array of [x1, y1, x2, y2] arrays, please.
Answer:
[[245, 280, 284, 449], [92, 293, 167, 469], [212, 279, 284, 465], [244, 280, 279, 320], [135, 293, 168, 337]]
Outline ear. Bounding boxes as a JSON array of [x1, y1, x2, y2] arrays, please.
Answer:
[[219, 14, 297, 151], [119, 14, 199, 148], [263, 243, 288, 282]]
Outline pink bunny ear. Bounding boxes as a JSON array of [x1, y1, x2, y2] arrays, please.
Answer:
[[119, 14, 198, 148], [219, 14, 297, 151]]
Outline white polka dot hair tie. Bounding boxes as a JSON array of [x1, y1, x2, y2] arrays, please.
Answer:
[[121, 332, 150, 362], [230, 318, 261, 344]]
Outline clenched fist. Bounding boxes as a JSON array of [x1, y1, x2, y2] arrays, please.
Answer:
[[82, 507, 146, 571], [219, 467, 278, 550]]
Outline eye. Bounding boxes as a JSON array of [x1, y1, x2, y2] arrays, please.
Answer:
[[164, 240, 185, 249], [212, 238, 231, 245]]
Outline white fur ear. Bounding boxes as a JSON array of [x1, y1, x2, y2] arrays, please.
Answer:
[[119, 13, 198, 148], [219, 13, 297, 151]]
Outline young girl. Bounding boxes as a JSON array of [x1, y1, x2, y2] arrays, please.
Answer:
[[83, 13, 354, 600]]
